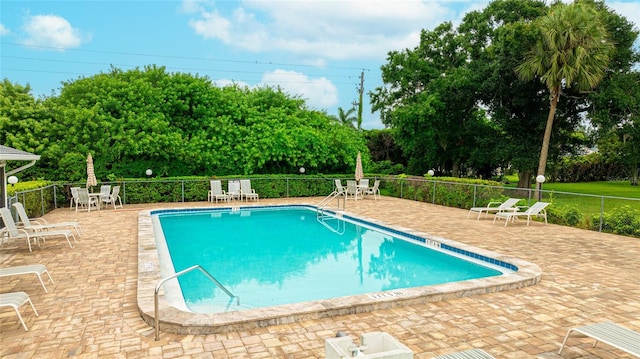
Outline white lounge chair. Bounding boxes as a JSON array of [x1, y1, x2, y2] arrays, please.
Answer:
[[227, 180, 241, 201], [432, 348, 495, 359], [100, 185, 123, 209], [364, 180, 380, 200], [0, 264, 54, 293], [13, 202, 83, 237], [0, 207, 77, 251], [0, 291, 39, 331], [208, 180, 229, 203], [493, 201, 550, 226], [467, 198, 521, 220], [240, 179, 259, 202], [558, 321, 640, 357]]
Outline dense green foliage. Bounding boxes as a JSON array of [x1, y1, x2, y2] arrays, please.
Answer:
[[1, 66, 368, 181], [370, 0, 638, 187]]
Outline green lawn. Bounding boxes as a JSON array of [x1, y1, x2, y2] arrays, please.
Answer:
[[541, 181, 640, 199], [502, 178, 639, 218]]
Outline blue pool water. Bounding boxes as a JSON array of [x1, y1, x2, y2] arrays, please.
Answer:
[[155, 206, 503, 313]]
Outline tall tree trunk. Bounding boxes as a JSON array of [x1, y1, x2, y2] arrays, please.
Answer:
[[536, 86, 560, 198], [518, 169, 533, 197]]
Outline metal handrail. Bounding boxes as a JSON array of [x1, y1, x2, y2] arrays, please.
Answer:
[[317, 190, 345, 217], [154, 264, 239, 340]]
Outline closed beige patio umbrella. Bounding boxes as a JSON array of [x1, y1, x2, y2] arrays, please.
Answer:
[[86, 153, 97, 189], [355, 151, 364, 184]]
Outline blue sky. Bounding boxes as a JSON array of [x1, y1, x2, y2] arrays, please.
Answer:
[[2, 0, 639, 129]]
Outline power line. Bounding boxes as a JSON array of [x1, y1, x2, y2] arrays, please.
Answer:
[[1, 41, 373, 72]]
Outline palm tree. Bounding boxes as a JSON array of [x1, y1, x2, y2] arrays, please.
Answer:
[[516, 1, 613, 191], [337, 107, 357, 128]]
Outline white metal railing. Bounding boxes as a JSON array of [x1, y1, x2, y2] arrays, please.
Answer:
[[154, 265, 238, 340]]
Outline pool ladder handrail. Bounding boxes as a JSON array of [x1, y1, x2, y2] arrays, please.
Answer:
[[154, 264, 239, 340], [317, 190, 345, 218]]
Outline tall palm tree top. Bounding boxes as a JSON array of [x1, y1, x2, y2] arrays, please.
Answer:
[[516, 1, 613, 93]]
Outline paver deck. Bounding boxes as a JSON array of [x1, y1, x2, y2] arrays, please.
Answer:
[[1, 196, 639, 358]]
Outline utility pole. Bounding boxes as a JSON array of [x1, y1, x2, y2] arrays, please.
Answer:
[[356, 70, 364, 130]]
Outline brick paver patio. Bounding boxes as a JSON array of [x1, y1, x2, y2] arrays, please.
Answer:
[[1, 196, 638, 358]]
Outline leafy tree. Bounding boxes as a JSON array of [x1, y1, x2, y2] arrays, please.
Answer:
[[516, 1, 613, 187], [3, 66, 368, 180], [371, 22, 493, 176]]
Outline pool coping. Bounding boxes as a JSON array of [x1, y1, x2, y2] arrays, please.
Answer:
[[137, 204, 542, 335]]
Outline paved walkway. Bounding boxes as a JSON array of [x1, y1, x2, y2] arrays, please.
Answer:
[[1, 197, 638, 358]]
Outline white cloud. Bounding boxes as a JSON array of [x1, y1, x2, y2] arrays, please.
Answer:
[[608, 2, 640, 33], [214, 69, 338, 109], [185, 0, 457, 61], [22, 14, 88, 50], [0, 24, 10, 36]]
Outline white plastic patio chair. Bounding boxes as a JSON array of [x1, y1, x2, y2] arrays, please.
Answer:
[[227, 180, 241, 201], [346, 180, 361, 200], [98, 185, 112, 209], [100, 185, 123, 209], [75, 188, 99, 212], [240, 179, 259, 202], [364, 180, 380, 200], [208, 180, 229, 203]]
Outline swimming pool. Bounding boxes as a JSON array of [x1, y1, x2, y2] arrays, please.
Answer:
[[156, 206, 504, 313], [137, 203, 541, 335]]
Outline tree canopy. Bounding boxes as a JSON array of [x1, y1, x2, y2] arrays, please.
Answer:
[[1, 66, 367, 181]]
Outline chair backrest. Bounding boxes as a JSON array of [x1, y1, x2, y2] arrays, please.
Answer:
[[100, 185, 111, 200], [334, 179, 345, 193], [0, 207, 20, 237], [525, 201, 550, 214], [11, 203, 33, 227], [371, 180, 380, 191], [77, 188, 91, 205], [112, 185, 120, 198], [210, 180, 223, 195], [499, 198, 521, 210], [71, 187, 80, 200], [346, 180, 358, 194], [359, 179, 369, 188], [228, 180, 240, 194], [240, 179, 252, 193]]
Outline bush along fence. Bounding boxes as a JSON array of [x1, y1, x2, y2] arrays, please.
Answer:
[[7, 175, 640, 238]]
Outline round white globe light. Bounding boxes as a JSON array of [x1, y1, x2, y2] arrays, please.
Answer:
[[536, 175, 546, 183], [8, 175, 18, 185]]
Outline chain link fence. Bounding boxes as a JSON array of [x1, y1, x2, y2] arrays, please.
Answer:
[[6, 176, 640, 237]]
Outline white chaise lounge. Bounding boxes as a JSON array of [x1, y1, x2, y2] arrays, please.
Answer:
[[467, 198, 520, 220], [0, 207, 77, 251], [558, 321, 640, 357], [492, 201, 550, 226], [13, 202, 83, 236], [432, 348, 495, 359], [0, 264, 55, 293], [0, 291, 39, 331]]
